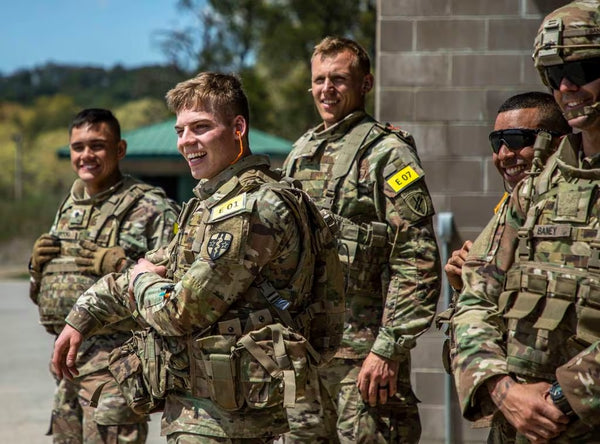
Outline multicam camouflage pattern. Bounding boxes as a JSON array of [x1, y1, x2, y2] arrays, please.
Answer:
[[166, 433, 276, 443], [65, 155, 344, 439], [31, 174, 178, 442], [556, 341, 600, 427], [52, 367, 149, 444], [452, 134, 600, 441], [284, 111, 440, 361], [302, 359, 421, 444], [437, 192, 510, 374], [32, 175, 178, 335], [282, 111, 440, 441], [533, 1, 600, 81]]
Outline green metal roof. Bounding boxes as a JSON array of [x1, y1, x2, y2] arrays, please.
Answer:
[[58, 118, 293, 158]]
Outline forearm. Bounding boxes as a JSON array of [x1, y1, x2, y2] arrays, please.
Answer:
[[556, 340, 600, 426], [133, 258, 256, 336], [372, 220, 441, 360], [451, 257, 510, 419], [65, 272, 133, 336]]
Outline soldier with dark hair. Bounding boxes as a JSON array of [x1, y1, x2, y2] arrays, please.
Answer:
[[29, 108, 179, 443], [444, 92, 570, 292], [452, 1, 600, 442], [51, 73, 345, 443]]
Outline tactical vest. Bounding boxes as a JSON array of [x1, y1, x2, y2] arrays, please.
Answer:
[[500, 153, 600, 381], [286, 120, 414, 290], [167, 168, 340, 342], [159, 167, 343, 407], [37, 178, 158, 330]]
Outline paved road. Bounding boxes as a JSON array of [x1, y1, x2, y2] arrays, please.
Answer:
[[0, 279, 162, 443]]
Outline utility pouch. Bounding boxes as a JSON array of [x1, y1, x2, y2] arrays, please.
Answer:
[[236, 323, 311, 409], [106, 330, 165, 415], [575, 280, 600, 345], [192, 334, 243, 411]]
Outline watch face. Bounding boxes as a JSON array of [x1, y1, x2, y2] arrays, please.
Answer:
[[550, 384, 563, 400]]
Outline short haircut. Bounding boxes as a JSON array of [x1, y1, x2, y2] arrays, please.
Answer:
[[165, 72, 250, 126], [69, 108, 121, 140], [497, 92, 571, 135], [312, 36, 371, 76]]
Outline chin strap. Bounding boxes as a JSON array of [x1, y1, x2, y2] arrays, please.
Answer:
[[563, 100, 600, 120]]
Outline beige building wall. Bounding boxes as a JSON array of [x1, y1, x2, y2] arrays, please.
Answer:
[[375, 1, 567, 442]]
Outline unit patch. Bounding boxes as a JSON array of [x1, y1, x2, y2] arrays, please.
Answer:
[[69, 206, 90, 228], [386, 165, 420, 194], [207, 232, 233, 260], [403, 189, 429, 217]]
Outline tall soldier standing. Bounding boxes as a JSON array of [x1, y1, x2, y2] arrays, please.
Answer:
[[283, 36, 441, 443], [29, 108, 179, 443], [452, 1, 600, 442], [51, 73, 345, 443]]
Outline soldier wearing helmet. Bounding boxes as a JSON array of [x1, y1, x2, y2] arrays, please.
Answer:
[[451, 1, 600, 442]]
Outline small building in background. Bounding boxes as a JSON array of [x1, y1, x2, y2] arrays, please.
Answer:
[[57, 118, 293, 203]]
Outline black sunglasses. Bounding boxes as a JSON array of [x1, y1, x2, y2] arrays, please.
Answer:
[[489, 128, 559, 154], [543, 59, 600, 90]]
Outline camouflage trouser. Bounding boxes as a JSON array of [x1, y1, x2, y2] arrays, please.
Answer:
[[167, 434, 275, 443], [285, 359, 421, 444], [50, 369, 148, 444], [488, 411, 600, 444]]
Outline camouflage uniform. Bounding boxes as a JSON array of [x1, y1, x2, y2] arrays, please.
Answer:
[[283, 111, 441, 443], [62, 155, 345, 442], [438, 192, 509, 376], [452, 134, 600, 442], [30, 175, 179, 444]]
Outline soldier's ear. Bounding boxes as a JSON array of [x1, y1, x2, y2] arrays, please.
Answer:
[[117, 140, 127, 159], [233, 115, 247, 138], [362, 74, 374, 94]]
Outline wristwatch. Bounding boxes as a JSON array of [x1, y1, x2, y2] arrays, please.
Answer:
[[549, 381, 574, 417]]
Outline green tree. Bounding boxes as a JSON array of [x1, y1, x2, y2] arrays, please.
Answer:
[[157, 0, 375, 138]]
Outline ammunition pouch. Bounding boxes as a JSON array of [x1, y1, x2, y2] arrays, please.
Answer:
[[105, 329, 186, 415], [337, 219, 389, 267], [190, 323, 315, 411], [501, 263, 600, 379]]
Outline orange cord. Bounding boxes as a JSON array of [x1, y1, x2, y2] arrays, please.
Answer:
[[231, 130, 244, 164]]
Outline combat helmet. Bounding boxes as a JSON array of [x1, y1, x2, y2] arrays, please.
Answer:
[[533, 0, 600, 88]]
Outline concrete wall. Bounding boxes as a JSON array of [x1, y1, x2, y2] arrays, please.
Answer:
[[376, 1, 567, 442]]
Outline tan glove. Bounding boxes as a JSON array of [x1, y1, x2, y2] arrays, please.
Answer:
[[75, 240, 127, 276], [30, 233, 61, 273]]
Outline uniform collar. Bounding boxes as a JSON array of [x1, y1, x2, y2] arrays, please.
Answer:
[[555, 133, 600, 180], [193, 154, 271, 200], [310, 110, 368, 142], [71, 175, 125, 204]]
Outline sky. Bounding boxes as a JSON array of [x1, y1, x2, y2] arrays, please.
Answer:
[[1, 0, 202, 75]]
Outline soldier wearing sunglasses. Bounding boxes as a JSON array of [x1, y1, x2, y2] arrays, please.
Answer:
[[439, 92, 569, 379], [444, 92, 569, 293], [452, 1, 600, 442]]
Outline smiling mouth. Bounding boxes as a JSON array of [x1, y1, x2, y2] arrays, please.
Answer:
[[187, 152, 207, 162], [565, 98, 591, 111], [504, 164, 528, 177]]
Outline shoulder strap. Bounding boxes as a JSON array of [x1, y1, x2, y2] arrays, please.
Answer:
[[50, 193, 72, 233], [285, 133, 316, 177], [87, 181, 148, 244], [322, 122, 390, 211]]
